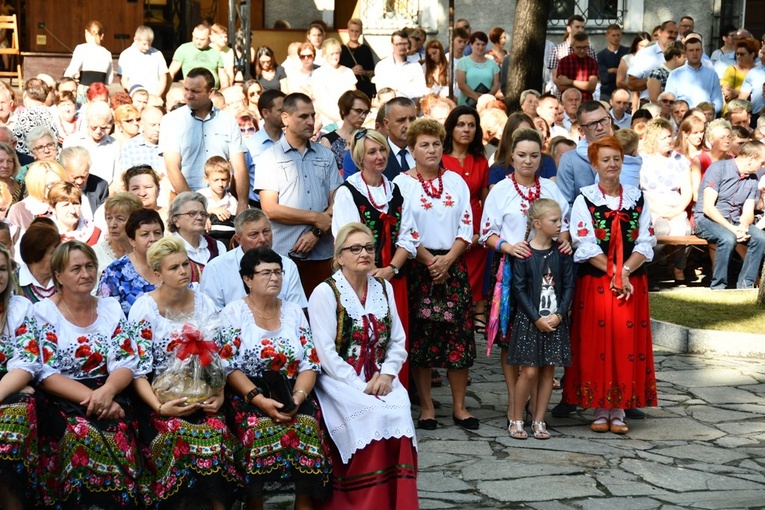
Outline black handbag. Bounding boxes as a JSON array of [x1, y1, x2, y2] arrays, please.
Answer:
[[260, 371, 297, 414]]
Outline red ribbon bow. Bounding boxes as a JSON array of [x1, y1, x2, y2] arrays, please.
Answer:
[[353, 315, 381, 382], [604, 209, 630, 289], [174, 324, 219, 366], [378, 213, 397, 267]]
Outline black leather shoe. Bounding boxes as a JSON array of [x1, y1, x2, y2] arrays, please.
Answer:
[[452, 415, 480, 430], [625, 408, 645, 419], [551, 403, 577, 417], [417, 418, 438, 430]]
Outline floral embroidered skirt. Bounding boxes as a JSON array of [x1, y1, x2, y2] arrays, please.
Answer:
[[317, 437, 418, 510], [134, 401, 242, 509], [37, 380, 142, 508], [407, 250, 475, 369], [0, 390, 39, 506], [561, 274, 658, 410], [227, 385, 332, 503]]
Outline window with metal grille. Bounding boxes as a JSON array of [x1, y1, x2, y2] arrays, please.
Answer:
[[549, 0, 624, 27]]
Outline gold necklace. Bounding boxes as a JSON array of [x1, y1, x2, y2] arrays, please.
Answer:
[[61, 296, 95, 328], [248, 298, 280, 320]]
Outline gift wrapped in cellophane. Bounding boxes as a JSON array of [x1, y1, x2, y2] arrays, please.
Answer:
[[152, 318, 225, 404]]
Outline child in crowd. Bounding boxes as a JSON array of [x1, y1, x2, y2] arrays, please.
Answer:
[[199, 156, 237, 247], [507, 199, 574, 440]]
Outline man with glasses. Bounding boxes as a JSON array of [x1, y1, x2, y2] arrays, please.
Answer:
[[159, 67, 249, 214], [556, 101, 612, 207], [555, 32, 599, 101], [665, 36, 723, 114], [244, 89, 286, 208], [373, 30, 428, 101], [548, 15, 598, 96], [200, 208, 307, 310], [118, 106, 170, 203], [63, 101, 120, 187], [647, 41, 686, 104], [656, 91, 677, 121], [255, 92, 343, 297]]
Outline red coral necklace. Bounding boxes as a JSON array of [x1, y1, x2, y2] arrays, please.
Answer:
[[598, 184, 623, 210], [416, 168, 444, 199], [511, 173, 541, 202], [360, 172, 387, 210]]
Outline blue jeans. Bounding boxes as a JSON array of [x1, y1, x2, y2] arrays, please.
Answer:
[[695, 217, 765, 289]]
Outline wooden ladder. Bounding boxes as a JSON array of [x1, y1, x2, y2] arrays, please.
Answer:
[[0, 14, 22, 89]]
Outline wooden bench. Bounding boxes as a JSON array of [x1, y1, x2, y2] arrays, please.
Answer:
[[656, 235, 708, 246]]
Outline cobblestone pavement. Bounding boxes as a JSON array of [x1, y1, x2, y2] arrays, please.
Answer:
[[413, 337, 765, 509]]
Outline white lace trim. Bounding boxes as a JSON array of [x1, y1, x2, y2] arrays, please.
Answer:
[[332, 271, 389, 322], [580, 183, 642, 209]]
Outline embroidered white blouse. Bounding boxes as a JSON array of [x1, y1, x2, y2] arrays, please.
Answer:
[[479, 177, 570, 245], [332, 173, 420, 258], [570, 184, 656, 264], [393, 170, 472, 250]]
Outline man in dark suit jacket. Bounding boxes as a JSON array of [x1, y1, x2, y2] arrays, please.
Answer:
[[341, 97, 418, 180], [60, 146, 109, 221]]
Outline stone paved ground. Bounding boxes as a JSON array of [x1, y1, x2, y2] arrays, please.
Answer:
[[414, 337, 765, 509]]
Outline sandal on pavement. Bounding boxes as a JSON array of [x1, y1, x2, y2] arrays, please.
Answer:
[[508, 420, 527, 439], [531, 420, 551, 439], [609, 417, 629, 435], [473, 313, 487, 335], [590, 415, 609, 433]]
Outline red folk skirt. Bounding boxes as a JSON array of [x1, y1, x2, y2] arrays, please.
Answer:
[[561, 273, 658, 410], [317, 437, 419, 510], [390, 275, 410, 388]]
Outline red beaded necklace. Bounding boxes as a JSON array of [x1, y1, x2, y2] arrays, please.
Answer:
[[416, 168, 444, 199], [360, 172, 387, 210], [511, 173, 541, 202], [598, 184, 623, 210]]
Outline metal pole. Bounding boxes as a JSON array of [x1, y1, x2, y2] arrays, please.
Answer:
[[448, 0, 454, 99]]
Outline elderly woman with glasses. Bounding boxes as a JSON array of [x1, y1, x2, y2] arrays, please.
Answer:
[[21, 126, 59, 179], [222, 246, 331, 509], [308, 223, 417, 509], [168, 191, 226, 269], [320, 90, 372, 171]]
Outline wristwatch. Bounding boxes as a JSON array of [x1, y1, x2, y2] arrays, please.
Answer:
[[311, 227, 324, 237], [388, 263, 399, 276], [245, 386, 263, 403], [623, 265, 632, 275]]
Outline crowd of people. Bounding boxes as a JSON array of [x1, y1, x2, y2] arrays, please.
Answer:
[[0, 10, 763, 510]]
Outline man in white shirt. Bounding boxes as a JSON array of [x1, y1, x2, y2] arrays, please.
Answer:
[[63, 101, 120, 188], [609, 88, 632, 129], [561, 88, 582, 131], [200, 209, 307, 310], [537, 94, 569, 138], [373, 30, 428, 100], [117, 26, 169, 96], [628, 20, 679, 101]]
